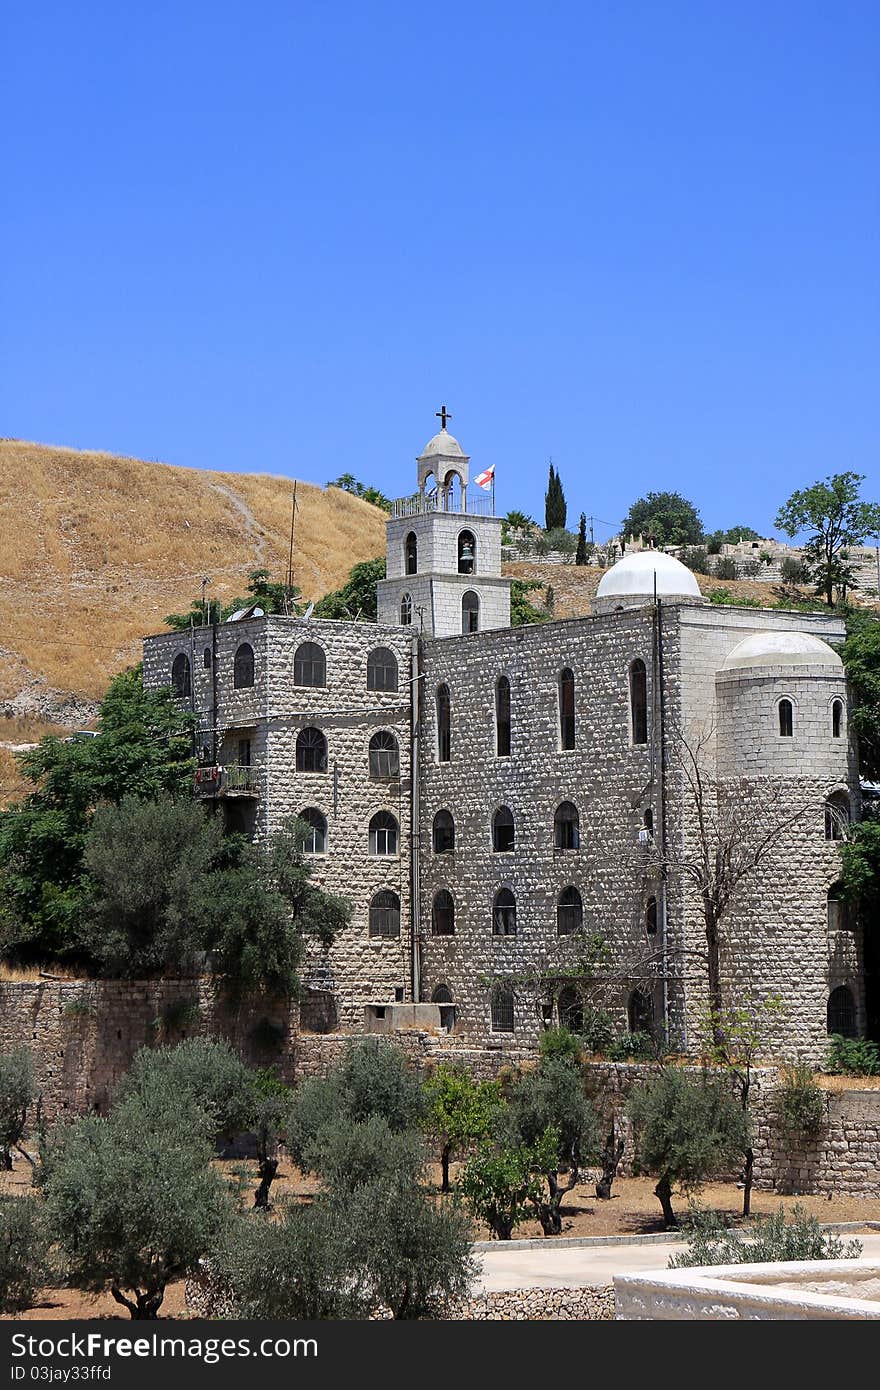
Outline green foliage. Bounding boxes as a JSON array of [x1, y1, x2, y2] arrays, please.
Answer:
[[510, 578, 548, 626], [840, 822, 880, 913], [63, 994, 95, 1021], [42, 1086, 234, 1318], [776, 1066, 826, 1141], [0, 1047, 33, 1166], [120, 1039, 258, 1143], [621, 491, 703, 548], [575, 513, 589, 565], [0, 1197, 50, 1313], [164, 568, 299, 629], [679, 546, 709, 574], [326, 474, 392, 513], [578, 1008, 616, 1055], [534, 526, 577, 556], [544, 462, 567, 531], [669, 1203, 862, 1268], [507, 1058, 599, 1233], [313, 557, 386, 621], [422, 1066, 503, 1190], [826, 1034, 880, 1077], [501, 510, 536, 545], [705, 526, 761, 551], [0, 666, 194, 965], [459, 1141, 544, 1240], [712, 556, 738, 580], [538, 1027, 583, 1067], [707, 588, 760, 608], [780, 555, 810, 584], [775, 471, 880, 605], [628, 1070, 748, 1225], [606, 1031, 656, 1061], [841, 614, 880, 780]]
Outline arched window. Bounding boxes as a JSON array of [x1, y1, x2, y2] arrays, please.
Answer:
[[400, 592, 413, 625], [298, 808, 327, 855], [554, 801, 580, 850], [369, 731, 399, 779], [825, 791, 850, 842], [493, 888, 517, 936], [203, 647, 212, 669], [404, 531, 418, 576], [433, 810, 455, 854], [496, 676, 511, 757], [171, 653, 191, 698], [827, 985, 856, 1038], [369, 890, 401, 938], [643, 808, 654, 835], [630, 659, 648, 744], [369, 811, 399, 856], [557, 885, 583, 936], [436, 684, 451, 762], [778, 699, 793, 738], [832, 699, 844, 739], [827, 882, 850, 932], [492, 806, 515, 852], [432, 889, 455, 936], [645, 896, 658, 935], [628, 988, 654, 1036], [233, 642, 255, 689], [559, 668, 575, 750], [294, 642, 326, 687], [490, 987, 514, 1033], [458, 530, 476, 575], [462, 591, 480, 634], [367, 647, 398, 692], [432, 984, 456, 1032], [296, 727, 327, 773], [558, 986, 583, 1034]]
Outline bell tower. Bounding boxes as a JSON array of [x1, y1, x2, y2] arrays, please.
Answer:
[[376, 410, 512, 639]]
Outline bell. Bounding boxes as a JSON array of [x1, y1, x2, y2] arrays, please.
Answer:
[[460, 540, 474, 572]]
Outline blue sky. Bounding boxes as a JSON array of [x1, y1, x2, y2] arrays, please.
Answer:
[[2, 2, 877, 543]]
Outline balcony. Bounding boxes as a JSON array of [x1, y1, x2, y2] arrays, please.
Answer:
[[194, 764, 260, 798], [391, 491, 495, 520]]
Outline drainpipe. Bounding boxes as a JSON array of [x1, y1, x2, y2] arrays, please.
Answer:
[[655, 595, 672, 1046], [410, 634, 422, 1004]]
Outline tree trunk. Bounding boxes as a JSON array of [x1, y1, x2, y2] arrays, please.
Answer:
[[254, 1156, 279, 1209], [595, 1124, 625, 1200], [0, 1150, 12, 1171], [704, 904, 724, 1026], [111, 1286, 165, 1319], [440, 1144, 451, 1194], [742, 1146, 754, 1218], [655, 1174, 677, 1228]]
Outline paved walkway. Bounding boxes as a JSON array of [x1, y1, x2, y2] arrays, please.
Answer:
[[475, 1232, 880, 1292]]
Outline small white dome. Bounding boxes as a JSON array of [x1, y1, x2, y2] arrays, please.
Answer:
[[596, 550, 702, 601], [722, 631, 843, 670], [419, 429, 465, 459]]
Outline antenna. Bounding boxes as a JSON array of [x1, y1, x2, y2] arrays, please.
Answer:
[[285, 481, 298, 615]]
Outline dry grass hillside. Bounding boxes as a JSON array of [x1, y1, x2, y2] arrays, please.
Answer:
[[0, 439, 388, 722]]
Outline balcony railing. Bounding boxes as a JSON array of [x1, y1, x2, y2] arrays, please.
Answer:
[[391, 491, 495, 520], [194, 764, 260, 797]]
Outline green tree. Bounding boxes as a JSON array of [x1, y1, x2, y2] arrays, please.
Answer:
[[422, 1065, 503, 1192], [459, 1140, 544, 1240], [326, 475, 392, 513], [0, 667, 194, 965], [840, 820, 880, 916], [775, 472, 880, 606], [621, 491, 703, 547], [313, 557, 386, 621], [575, 513, 589, 566], [120, 1039, 257, 1144], [544, 462, 567, 530], [508, 1056, 600, 1234], [841, 613, 880, 780], [510, 579, 548, 626], [42, 1085, 234, 1319], [0, 1197, 50, 1314], [627, 1069, 747, 1227], [0, 1047, 34, 1170], [164, 568, 300, 629]]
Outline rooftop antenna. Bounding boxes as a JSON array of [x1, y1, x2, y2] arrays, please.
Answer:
[[285, 481, 298, 615]]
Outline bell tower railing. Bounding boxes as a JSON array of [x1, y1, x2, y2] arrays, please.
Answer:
[[391, 492, 495, 520]]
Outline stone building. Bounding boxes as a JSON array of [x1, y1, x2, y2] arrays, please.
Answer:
[[143, 422, 869, 1061]]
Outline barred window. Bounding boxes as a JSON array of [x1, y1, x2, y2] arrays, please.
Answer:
[[436, 684, 451, 762], [492, 888, 517, 936], [462, 591, 480, 634], [298, 808, 326, 855], [171, 653, 191, 698], [559, 668, 575, 750], [554, 801, 580, 850], [233, 643, 255, 689], [400, 592, 413, 625], [367, 647, 398, 692], [558, 986, 583, 1034], [492, 806, 515, 852], [557, 885, 582, 936], [432, 889, 455, 936], [630, 659, 647, 745], [296, 727, 327, 773], [369, 731, 399, 779], [827, 985, 856, 1038], [369, 811, 399, 856], [778, 699, 793, 737], [490, 988, 514, 1033], [369, 890, 401, 938], [496, 676, 511, 757], [433, 810, 455, 854], [294, 641, 326, 687]]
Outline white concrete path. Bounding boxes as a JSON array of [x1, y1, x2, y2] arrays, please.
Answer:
[[475, 1232, 880, 1292]]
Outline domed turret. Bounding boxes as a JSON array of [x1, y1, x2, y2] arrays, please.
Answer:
[[721, 631, 843, 672], [593, 550, 703, 614]]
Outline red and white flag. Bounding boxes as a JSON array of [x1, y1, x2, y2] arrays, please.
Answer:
[[474, 464, 495, 491]]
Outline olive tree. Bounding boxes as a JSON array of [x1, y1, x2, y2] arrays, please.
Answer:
[[508, 1057, 600, 1234], [421, 1065, 503, 1192], [0, 1047, 34, 1170]]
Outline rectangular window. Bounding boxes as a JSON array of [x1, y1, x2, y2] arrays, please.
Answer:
[[238, 738, 252, 766]]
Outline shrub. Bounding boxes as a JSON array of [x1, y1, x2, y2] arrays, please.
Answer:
[[679, 547, 709, 574], [120, 1038, 257, 1144], [538, 1027, 583, 1067], [669, 1204, 862, 1268], [607, 1031, 656, 1061], [0, 1196, 50, 1313], [712, 556, 738, 580], [827, 1034, 880, 1077], [579, 1008, 616, 1055], [0, 1047, 34, 1169], [63, 995, 95, 1021], [781, 555, 810, 584], [776, 1065, 826, 1141]]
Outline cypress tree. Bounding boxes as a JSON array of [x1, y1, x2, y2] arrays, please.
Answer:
[[576, 513, 588, 565], [544, 462, 567, 531]]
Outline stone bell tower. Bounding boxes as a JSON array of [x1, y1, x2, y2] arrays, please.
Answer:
[[376, 409, 512, 639]]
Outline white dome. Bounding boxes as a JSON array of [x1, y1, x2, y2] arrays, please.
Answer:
[[419, 428, 465, 459], [596, 550, 702, 601], [722, 631, 843, 670]]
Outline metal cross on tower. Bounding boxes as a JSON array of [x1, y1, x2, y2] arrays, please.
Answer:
[[435, 404, 452, 430]]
